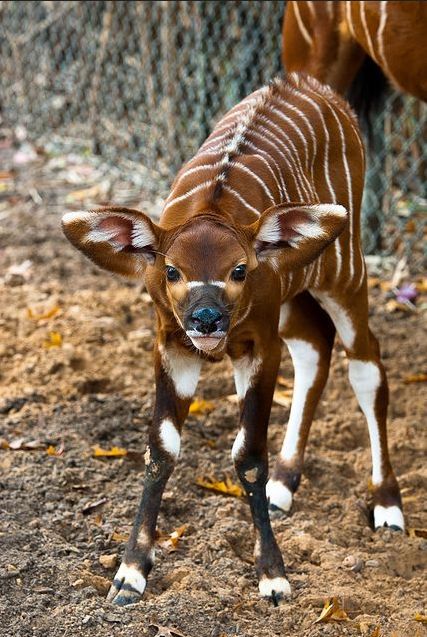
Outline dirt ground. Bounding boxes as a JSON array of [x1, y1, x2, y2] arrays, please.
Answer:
[[0, 141, 426, 637]]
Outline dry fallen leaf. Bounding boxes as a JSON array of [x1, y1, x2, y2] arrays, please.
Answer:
[[273, 389, 293, 407], [46, 445, 64, 456], [158, 525, 187, 552], [44, 331, 62, 348], [82, 498, 107, 515], [407, 528, 427, 539], [196, 476, 244, 498], [313, 597, 349, 624], [189, 399, 216, 415], [370, 628, 381, 637], [414, 613, 427, 623], [111, 531, 129, 543], [79, 569, 110, 595], [404, 373, 427, 384], [27, 305, 60, 320], [92, 446, 127, 458], [277, 375, 293, 389], [8, 438, 45, 451], [149, 624, 186, 637]]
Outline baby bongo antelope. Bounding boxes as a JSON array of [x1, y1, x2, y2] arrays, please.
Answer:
[[62, 73, 404, 606]]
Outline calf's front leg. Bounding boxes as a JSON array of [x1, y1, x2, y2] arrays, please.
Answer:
[[107, 343, 201, 606], [232, 341, 290, 604]]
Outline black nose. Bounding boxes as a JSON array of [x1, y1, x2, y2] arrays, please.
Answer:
[[190, 307, 223, 334]]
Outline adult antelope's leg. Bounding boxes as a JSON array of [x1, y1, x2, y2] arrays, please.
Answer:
[[315, 287, 404, 531], [267, 293, 335, 513], [107, 342, 201, 605], [232, 340, 290, 603]]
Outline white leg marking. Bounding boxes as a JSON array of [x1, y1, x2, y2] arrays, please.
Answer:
[[266, 479, 293, 512], [259, 576, 291, 598], [374, 505, 404, 530], [280, 339, 319, 461], [159, 419, 181, 459], [113, 563, 146, 595], [231, 428, 246, 461], [348, 360, 383, 485], [313, 292, 355, 350], [233, 356, 262, 400], [161, 348, 201, 399]]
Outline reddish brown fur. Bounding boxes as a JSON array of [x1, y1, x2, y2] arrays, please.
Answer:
[[283, 1, 427, 101]]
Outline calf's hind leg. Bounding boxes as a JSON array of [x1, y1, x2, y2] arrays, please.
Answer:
[[315, 288, 404, 530], [267, 292, 336, 513]]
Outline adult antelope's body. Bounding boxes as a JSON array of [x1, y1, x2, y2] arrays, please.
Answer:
[[63, 74, 403, 606], [283, 2, 427, 111]]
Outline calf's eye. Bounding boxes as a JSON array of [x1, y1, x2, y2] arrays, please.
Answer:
[[231, 264, 247, 282], [166, 266, 180, 282]]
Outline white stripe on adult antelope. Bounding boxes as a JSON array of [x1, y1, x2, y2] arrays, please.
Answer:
[[62, 73, 404, 607]]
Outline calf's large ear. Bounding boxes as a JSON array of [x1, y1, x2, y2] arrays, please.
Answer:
[[62, 206, 162, 277], [249, 202, 348, 270]]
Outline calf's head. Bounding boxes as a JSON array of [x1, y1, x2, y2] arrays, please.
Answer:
[[62, 203, 347, 352]]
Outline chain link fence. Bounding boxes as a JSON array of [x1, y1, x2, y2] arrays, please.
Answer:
[[1, 0, 425, 267]]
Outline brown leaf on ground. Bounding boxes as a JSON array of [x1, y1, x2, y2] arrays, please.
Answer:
[[370, 628, 381, 637], [273, 389, 293, 407], [27, 305, 60, 320], [43, 331, 62, 348], [81, 498, 107, 515], [149, 624, 186, 637], [92, 446, 127, 458], [408, 528, 427, 539], [111, 531, 129, 543], [196, 476, 244, 498], [404, 373, 427, 384], [189, 399, 216, 415], [158, 525, 188, 552], [276, 375, 293, 389], [79, 569, 110, 595], [414, 613, 427, 623], [313, 597, 349, 624]]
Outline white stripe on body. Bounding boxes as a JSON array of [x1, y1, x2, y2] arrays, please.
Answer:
[[293, 1, 313, 46], [252, 124, 311, 199], [256, 114, 315, 199], [360, 1, 377, 61], [293, 88, 341, 281], [377, 1, 404, 92]]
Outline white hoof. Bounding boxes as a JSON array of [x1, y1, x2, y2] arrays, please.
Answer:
[[374, 505, 405, 530], [107, 563, 147, 605], [266, 479, 293, 512], [259, 576, 291, 600]]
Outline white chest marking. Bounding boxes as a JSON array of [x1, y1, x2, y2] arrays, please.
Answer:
[[348, 360, 382, 484], [161, 347, 201, 398], [159, 419, 181, 459]]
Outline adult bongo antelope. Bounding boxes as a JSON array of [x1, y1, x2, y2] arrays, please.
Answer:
[[62, 73, 404, 607], [282, 1, 427, 124]]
